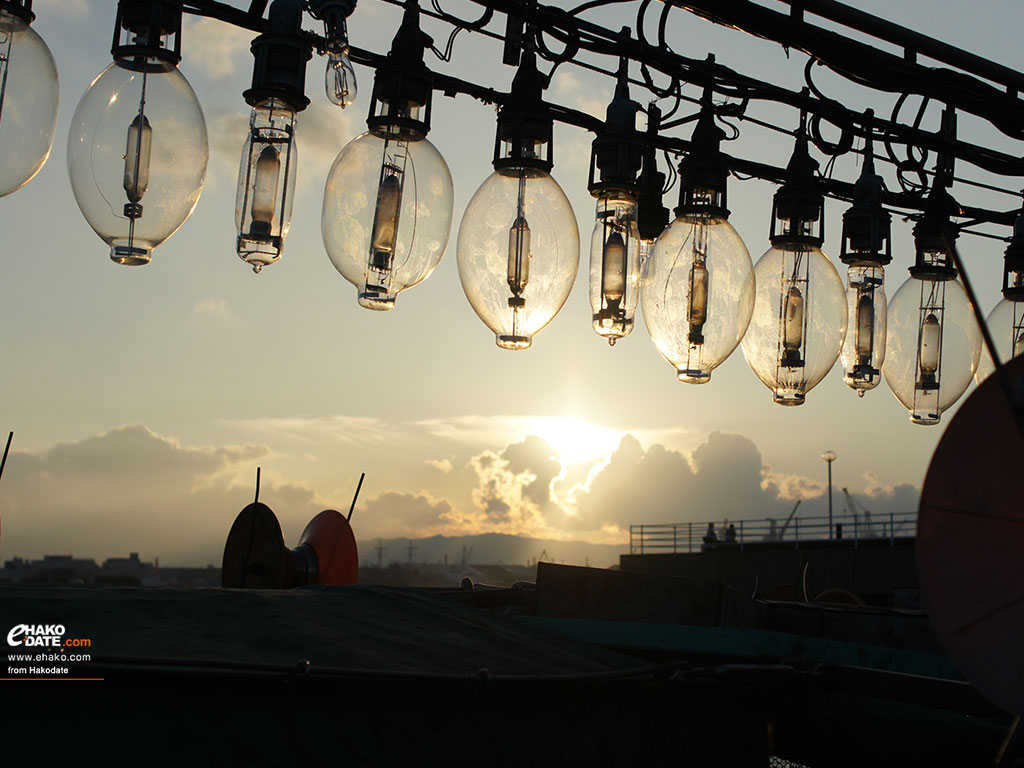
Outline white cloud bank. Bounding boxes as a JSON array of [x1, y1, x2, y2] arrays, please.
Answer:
[[0, 422, 919, 564]]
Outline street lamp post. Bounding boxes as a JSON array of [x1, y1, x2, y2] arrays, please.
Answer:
[[822, 450, 837, 539]]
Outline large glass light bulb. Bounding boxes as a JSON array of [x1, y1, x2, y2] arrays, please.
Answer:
[[840, 265, 887, 395], [643, 210, 754, 383], [976, 297, 1024, 384], [323, 129, 453, 310], [589, 196, 641, 344], [0, 6, 59, 196], [68, 59, 208, 265], [742, 244, 847, 404], [235, 99, 297, 273], [977, 218, 1024, 384], [885, 271, 981, 424], [458, 168, 579, 349]]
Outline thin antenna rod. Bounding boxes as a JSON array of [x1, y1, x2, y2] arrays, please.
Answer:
[[254, 466, 261, 504], [0, 432, 12, 484], [348, 472, 365, 522]]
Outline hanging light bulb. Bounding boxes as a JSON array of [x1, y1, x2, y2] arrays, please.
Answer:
[[234, 0, 311, 273], [742, 119, 846, 405], [323, 0, 453, 310], [0, 0, 58, 197], [839, 129, 891, 396], [67, 0, 208, 266], [885, 181, 981, 424], [586, 58, 644, 346], [310, 0, 357, 107], [976, 211, 1024, 384], [457, 46, 579, 350], [643, 89, 754, 383]]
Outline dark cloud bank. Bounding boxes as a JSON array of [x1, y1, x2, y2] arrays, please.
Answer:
[[0, 425, 919, 567]]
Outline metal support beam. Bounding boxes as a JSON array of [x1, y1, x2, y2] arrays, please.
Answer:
[[662, 0, 1024, 140], [773, 0, 1024, 96]]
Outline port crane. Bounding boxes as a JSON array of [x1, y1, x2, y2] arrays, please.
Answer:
[[841, 487, 877, 537], [766, 500, 801, 541]]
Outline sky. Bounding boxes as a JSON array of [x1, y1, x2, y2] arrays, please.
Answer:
[[0, 0, 1019, 566]]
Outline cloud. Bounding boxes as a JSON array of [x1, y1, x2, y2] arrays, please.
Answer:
[[550, 70, 607, 122], [415, 414, 624, 463], [860, 473, 920, 513], [49, 0, 90, 15], [567, 431, 877, 533], [357, 491, 457, 538], [0, 426, 325, 565], [763, 471, 825, 502], [500, 436, 561, 507], [572, 434, 694, 530], [203, 108, 250, 189], [297, 101, 362, 182], [464, 443, 553, 534], [690, 431, 777, 516], [451, 431, 804, 539], [192, 297, 231, 320], [181, 16, 253, 80], [416, 415, 537, 447], [223, 414, 392, 446], [0, 422, 921, 566]]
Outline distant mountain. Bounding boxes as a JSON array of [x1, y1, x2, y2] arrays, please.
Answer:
[[357, 533, 625, 569]]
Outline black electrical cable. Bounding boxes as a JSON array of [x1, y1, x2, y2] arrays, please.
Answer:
[[219, 0, 1024, 231]]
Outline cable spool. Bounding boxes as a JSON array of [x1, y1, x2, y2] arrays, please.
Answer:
[[221, 502, 290, 588], [296, 509, 358, 586], [222, 505, 359, 588], [918, 354, 1024, 715]]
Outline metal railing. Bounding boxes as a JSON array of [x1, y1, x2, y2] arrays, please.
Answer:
[[628, 511, 917, 555]]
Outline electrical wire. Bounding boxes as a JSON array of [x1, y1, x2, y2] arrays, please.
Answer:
[[302, 0, 1024, 229]]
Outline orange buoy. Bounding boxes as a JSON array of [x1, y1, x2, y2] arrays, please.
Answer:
[[297, 509, 359, 586]]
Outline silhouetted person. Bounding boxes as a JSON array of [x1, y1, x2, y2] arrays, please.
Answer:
[[725, 523, 737, 544], [702, 523, 718, 550]]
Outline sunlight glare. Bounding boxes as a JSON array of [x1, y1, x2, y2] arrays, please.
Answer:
[[527, 417, 623, 465]]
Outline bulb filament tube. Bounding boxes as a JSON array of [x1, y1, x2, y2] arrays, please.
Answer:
[[855, 291, 874, 362], [370, 167, 402, 272], [249, 145, 280, 236], [508, 215, 531, 296], [507, 173, 531, 298], [124, 112, 152, 207], [601, 231, 626, 306], [688, 261, 709, 344], [782, 285, 805, 365], [919, 311, 941, 382]]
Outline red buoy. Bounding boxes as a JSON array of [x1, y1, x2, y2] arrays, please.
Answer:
[[298, 509, 359, 586]]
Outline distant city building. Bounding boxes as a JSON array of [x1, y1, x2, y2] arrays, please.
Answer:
[[1, 553, 220, 587]]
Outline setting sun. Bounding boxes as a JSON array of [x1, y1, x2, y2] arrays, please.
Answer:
[[526, 417, 623, 465]]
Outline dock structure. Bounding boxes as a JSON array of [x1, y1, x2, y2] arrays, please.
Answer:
[[624, 512, 919, 607]]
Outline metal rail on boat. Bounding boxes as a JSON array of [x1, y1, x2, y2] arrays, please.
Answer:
[[628, 511, 917, 554]]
